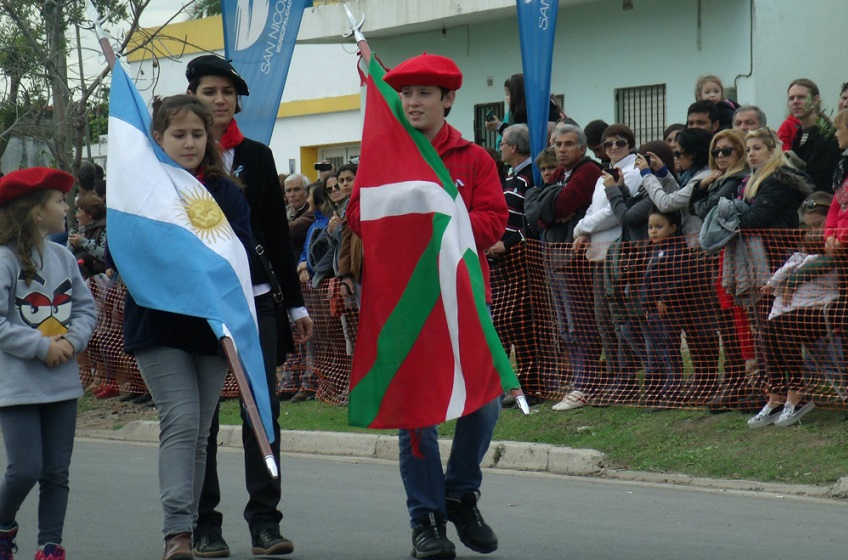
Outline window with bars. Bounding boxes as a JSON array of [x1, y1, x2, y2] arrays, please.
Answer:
[[474, 102, 504, 148], [615, 84, 667, 147]]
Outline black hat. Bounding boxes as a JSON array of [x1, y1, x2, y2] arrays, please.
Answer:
[[186, 55, 249, 96]]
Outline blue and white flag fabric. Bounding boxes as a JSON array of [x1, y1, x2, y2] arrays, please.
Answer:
[[106, 61, 274, 442], [516, 0, 558, 186], [222, 0, 313, 145]]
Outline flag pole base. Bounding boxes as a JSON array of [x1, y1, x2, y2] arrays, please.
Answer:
[[510, 389, 531, 415], [264, 455, 279, 479]]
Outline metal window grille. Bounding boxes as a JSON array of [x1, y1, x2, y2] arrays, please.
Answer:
[[615, 84, 666, 147], [474, 102, 504, 148]]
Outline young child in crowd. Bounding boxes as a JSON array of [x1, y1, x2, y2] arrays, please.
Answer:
[[696, 75, 740, 130], [0, 168, 97, 560], [639, 208, 686, 403], [120, 95, 254, 560], [748, 192, 837, 427]]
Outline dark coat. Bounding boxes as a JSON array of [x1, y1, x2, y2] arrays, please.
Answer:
[[689, 169, 748, 219], [233, 137, 304, 355], [737, 166, 812, 230], [791, 123, 842, 193], [524, 157, 601, 243]]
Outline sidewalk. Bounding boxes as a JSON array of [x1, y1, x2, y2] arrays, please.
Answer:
[[78, 420, 848, 500]]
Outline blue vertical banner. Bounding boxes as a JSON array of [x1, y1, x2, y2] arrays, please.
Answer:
[[222, 0, 313, 145], [516, 0, 558, 185]]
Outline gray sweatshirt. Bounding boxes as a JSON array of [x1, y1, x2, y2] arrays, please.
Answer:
[[0, 241, 97, 407]]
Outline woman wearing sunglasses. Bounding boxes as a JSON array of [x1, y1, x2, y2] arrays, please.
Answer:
[[567, 124, 643, 407], [690, 129, 749, 220], [687, 129, 758, 412]]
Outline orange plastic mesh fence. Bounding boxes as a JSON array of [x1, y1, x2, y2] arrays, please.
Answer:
[[77, 278, 242, 398], [81, 229, 848, 411]]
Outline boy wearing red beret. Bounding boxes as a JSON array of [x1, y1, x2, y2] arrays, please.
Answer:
[[350, 53, 507, 559]]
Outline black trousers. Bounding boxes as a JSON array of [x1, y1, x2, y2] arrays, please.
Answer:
[[196, 293, 283, 536]]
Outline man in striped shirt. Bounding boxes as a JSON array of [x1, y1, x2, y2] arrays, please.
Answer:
[[486, 124, 543, 407]]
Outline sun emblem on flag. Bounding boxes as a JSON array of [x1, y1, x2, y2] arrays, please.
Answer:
[[178, 182, 234, 243]]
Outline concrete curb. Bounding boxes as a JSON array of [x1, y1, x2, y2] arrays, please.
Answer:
[[78, 420, 841, 500]]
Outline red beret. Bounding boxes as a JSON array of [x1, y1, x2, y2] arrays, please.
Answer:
[[0, 167, 74, 206], [384, 53, 463, 92]]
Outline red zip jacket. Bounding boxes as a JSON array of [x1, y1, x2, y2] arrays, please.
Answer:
[[347, 122, 508, 302]]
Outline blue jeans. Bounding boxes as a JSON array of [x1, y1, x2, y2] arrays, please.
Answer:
[[644, 313, 683, 395], [0, 400, 77, 546], [135, 347, 229, 536], [398, 396, 501, 526]]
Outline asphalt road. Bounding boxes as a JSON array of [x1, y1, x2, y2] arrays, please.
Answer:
[[2, 437, 845, 559]]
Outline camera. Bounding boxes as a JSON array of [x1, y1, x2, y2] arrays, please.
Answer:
[[314, 161, 333, 172], [606, 167, 621, 181]]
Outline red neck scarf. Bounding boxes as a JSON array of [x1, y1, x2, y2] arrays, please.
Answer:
[[218, 119, 244, 151]]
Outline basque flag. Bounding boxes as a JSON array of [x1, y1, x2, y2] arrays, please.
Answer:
[[222, 0, 313, 144], [517, 0, 558, 185], [347, 56, 520, 430], [106, 61, 274, 441]]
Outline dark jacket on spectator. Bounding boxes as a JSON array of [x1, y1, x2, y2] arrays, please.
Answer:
[[525, 157, 601, 243], [689, 169, 749, 219], [791, 123, 842, 192]]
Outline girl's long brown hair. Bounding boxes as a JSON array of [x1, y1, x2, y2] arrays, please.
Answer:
[[0, 189, 54, 285], [151, 95, 228, 184]]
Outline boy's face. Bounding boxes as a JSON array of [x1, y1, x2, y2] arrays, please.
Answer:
[[400, 85, 454, 139], [648, 213, 676, 243]]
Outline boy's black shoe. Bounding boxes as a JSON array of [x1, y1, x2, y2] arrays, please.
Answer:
[[445, 493, 498, 554], [192, 531, 230, 558], [251, 527, 294, 556], [410, 512, 456, 559]]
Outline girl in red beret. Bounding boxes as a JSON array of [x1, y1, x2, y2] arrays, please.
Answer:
[[0, 167, 98, 560]]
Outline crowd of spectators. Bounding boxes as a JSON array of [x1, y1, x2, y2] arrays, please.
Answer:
[[78, 76, 848, 433]]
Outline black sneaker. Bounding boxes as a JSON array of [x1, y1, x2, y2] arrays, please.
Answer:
[[251, 527, 294, 556], [445, 493, 498, 554], [410, 512, 456, 559], [192, 531, 230, 558]]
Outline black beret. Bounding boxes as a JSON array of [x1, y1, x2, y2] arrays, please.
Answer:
[[186, 55, 250, 96]]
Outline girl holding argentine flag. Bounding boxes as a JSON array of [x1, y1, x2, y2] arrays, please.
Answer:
[[121, 94, 255, 560], [0, 167, 97, 560]]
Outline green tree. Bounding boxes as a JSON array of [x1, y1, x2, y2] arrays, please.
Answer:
[[0, 0, 195, 174], [188, 0, 220, 19]]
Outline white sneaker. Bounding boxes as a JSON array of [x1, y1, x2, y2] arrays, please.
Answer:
[[774, 401, 815, 427], [747, 403, 783, 428], [552, 390, 587, 411]]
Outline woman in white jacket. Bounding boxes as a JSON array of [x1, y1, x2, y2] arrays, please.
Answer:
[[555, 124, 641, 411]]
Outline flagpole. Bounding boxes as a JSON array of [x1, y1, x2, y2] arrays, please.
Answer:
[[85, 0, 116, 70], [221, 338, 279, 479], [343, 4, 372, 66], [87, 1, 280, 478]]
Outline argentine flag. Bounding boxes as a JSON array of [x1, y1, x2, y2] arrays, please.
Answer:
[[106, 61, 274, 442]]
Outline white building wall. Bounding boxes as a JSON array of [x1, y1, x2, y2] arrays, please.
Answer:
[[362, 0, 751, 141], [751, 0, 848, 127]]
